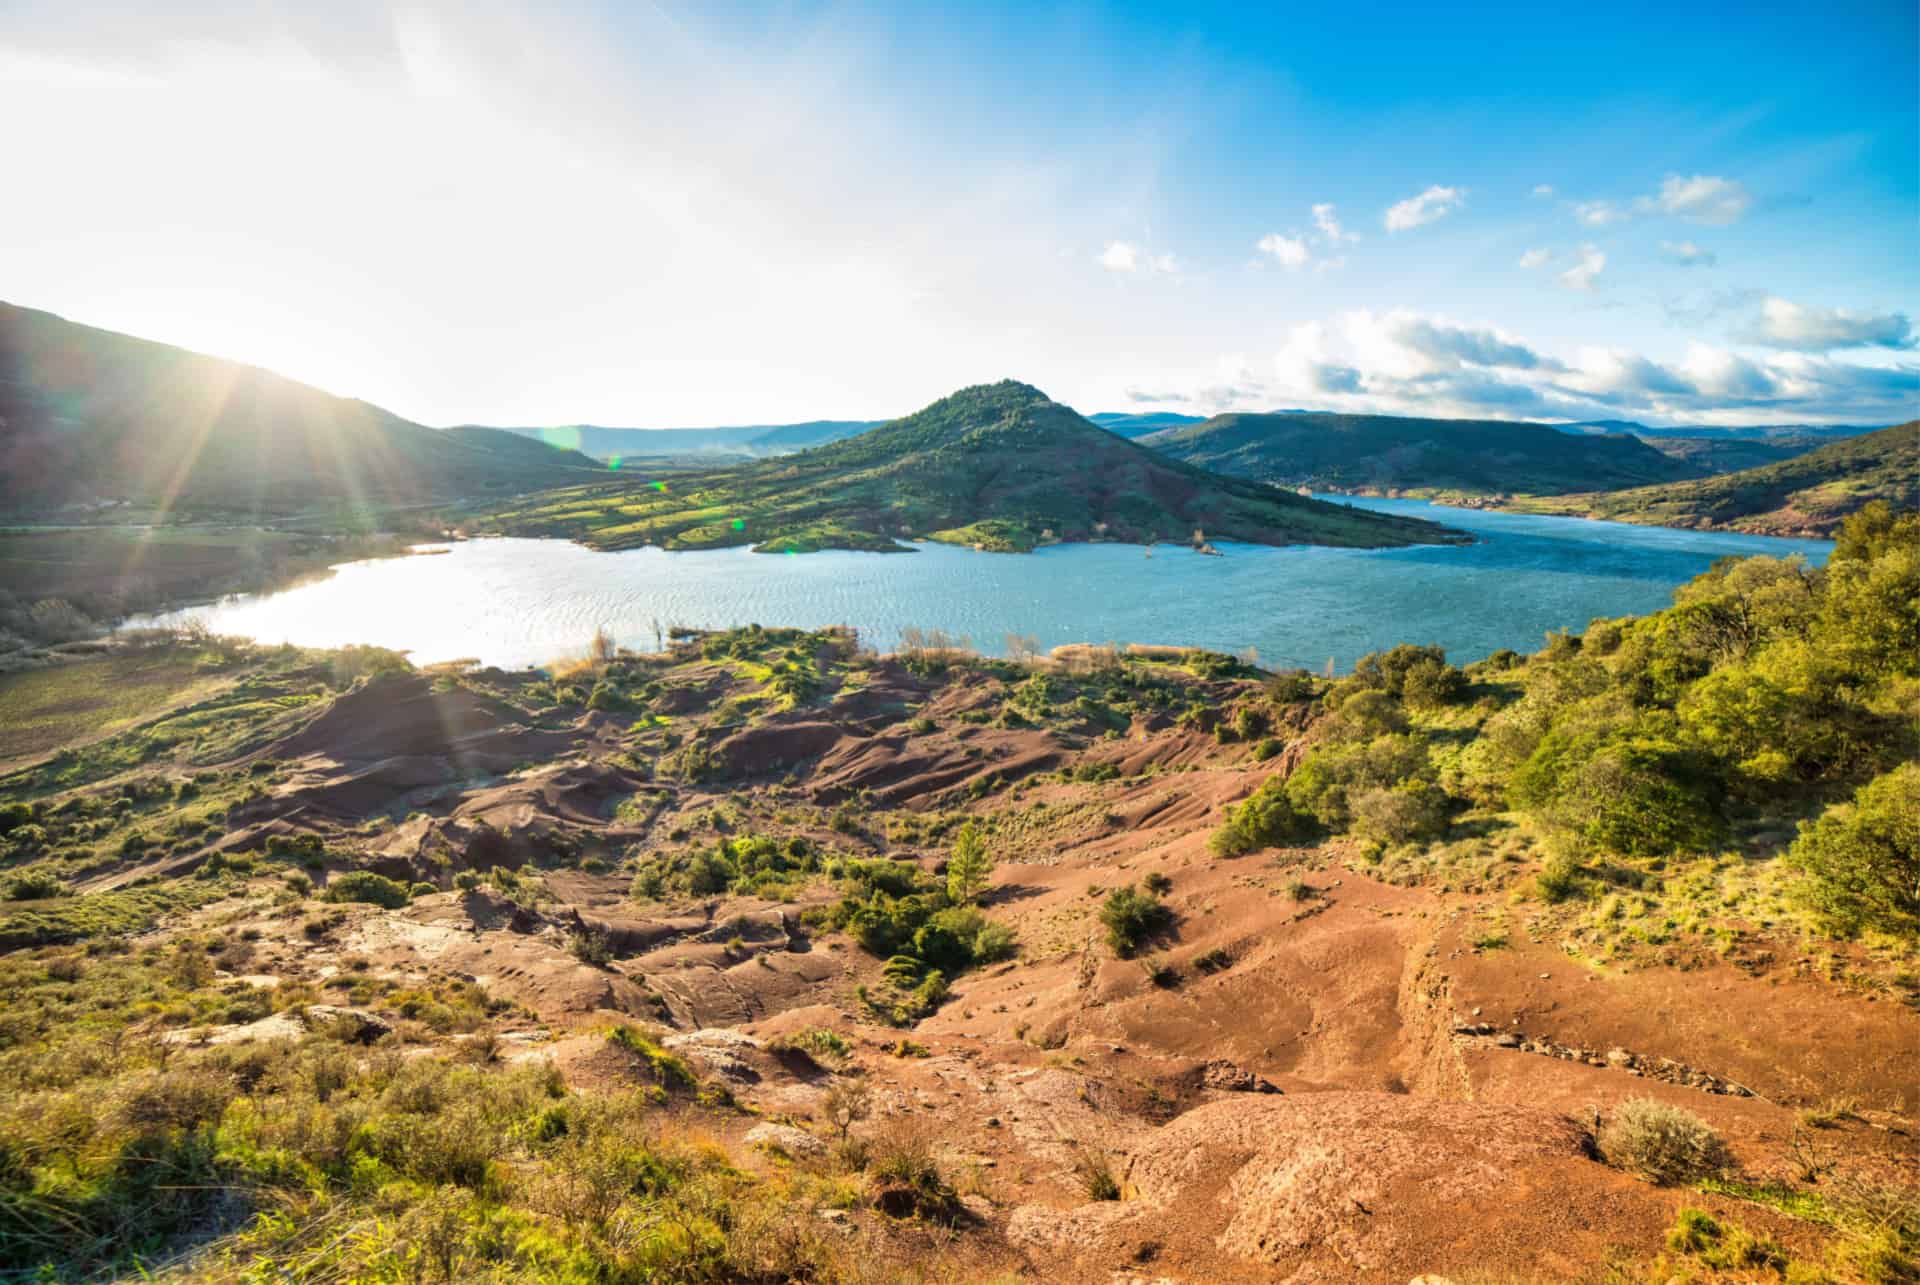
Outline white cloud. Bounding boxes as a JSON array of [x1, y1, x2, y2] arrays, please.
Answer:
[[1649, 173, 1752, 225], [1740, 297, 1914, 352], [1558, 244, 1605, 291], [1126, 304, 1920, 426], [1661, 240, 1716, 267], [1383, 184, 1465, 232], [1256, 233, 1310, 269], [1572, 199, 1629, 227], [1517, 248, 1551, 270], [1100, 241, 1175, 274], [1311, 202, 1358, 243], [1531, 184, 1555, 198]]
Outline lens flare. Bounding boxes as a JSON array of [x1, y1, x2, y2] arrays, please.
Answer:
[[538, 425, 584, 452]]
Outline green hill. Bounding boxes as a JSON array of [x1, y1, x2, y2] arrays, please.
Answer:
[[482, 381, 1463, 553], [0, 302, 605, 516], [1140, 410, 1701, 495], [1505, 421, 1918, 535]]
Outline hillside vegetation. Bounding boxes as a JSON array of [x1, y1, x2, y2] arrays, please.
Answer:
[[1213, 501, 1918, 946], [0, 508, 1911, 1281], [1140, 409, 1701, 496], [1506, 422, 1919, 536], [481, 381, 1463, 553], [0, 303, 604, 516]]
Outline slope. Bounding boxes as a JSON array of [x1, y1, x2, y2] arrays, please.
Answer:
[[483, 380, 1464, 553], [1141, 410, 1702, 495], [0, 302, 604, 515], [1505, 420, 1918, 535]]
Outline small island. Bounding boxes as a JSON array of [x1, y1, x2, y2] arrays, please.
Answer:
[[477, 381, 1467, 554]]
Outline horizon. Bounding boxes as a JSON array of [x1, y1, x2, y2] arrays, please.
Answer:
[[4, 2, 1917, 429]]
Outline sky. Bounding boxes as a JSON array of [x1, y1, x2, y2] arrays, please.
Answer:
[[3, 0, 1916, 428]]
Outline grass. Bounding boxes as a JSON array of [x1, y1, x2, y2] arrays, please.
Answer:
[[0, 649, 236, 768]]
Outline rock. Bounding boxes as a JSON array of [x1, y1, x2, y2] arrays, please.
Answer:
[[743, 1123, 823, 1158], [1493, 1033, 1521, 1049], [1203, 1059, 1281, 1094], [303, 1005, 391, 1043], [1605, 1048, 1633, 1067]]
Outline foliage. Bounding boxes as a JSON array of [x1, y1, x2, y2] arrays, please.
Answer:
[[1598, 1098, 1733, 1185], [1788, 763, 1920, 937], [1099, 884, 1172, 957], [945, 819, 995, 905], [323, 871, 414, 909], [1209, 777, 1313, 856]]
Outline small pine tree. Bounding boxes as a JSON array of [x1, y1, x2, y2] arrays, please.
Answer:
[[946, 820, 995, 905]]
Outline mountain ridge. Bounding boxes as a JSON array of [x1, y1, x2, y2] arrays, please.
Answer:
[[0, 302, 604, 515], [1139, 408, 1704, 496], [482, 380, 1465, 554], [1501, 420, 1919, 535]]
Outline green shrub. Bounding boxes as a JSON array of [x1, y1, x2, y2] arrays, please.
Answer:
[[1349, 780, 1449, 846], [323, 871, 413, 909], [2, 868, 69, 900], [1209, 778, 1312, 857], [1100, 884, 1172, 957], [568, 927, 614, 967], [1788, 763, 1920, 938], [1599, 1098, 1733, 1185]]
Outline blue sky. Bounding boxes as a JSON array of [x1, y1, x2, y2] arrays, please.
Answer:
[[2, 0, 1915, 426]]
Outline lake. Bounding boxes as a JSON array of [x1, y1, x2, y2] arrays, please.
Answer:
[[125, 499, 1832, 672]]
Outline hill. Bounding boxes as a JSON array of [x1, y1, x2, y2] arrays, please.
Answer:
[[1140, 410, 1701, 495], [1635, 434, 1828, 475], [1505, 420, 1918, 535], [483, 380, 1463, 553], [0, 302, 605, 516]]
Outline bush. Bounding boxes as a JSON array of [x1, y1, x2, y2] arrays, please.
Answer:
[[324, 871, 413, 909], [1209, 778, 1312, 857], [1099, 884, 1172, 957], [1350, 780, 1449, 846], [1535, 852, 1582, 903], [1598, 1098, 1733, 1185], [1788, 763, 1920, 938], [2, 868, 69, 900], [568, 927, 614, 967]]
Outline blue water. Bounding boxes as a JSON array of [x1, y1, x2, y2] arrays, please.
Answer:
[[126, 499, 1831, 672]]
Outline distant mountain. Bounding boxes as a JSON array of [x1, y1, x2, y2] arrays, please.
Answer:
[[1635, 435, 1829, 475], [483, 381, 1463, 553], [1087, 411, 1207, 438], [1564, 420, 1879, 442], [1505, 421, 1918, 536], [489, 420, 881, 461], [1139, 410, 1699, 496], [0, 302, 604, 515]]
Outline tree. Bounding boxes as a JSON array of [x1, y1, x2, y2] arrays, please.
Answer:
[[1789, 763, 1920, 938], [946, 820, 995, 905]]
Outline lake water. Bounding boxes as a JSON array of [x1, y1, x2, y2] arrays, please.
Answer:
[[125, 499, 1832, 672]]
